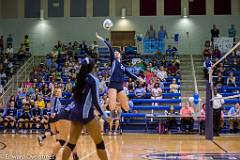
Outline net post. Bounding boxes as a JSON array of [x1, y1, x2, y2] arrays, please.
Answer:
[[205, 82, 213, 140]]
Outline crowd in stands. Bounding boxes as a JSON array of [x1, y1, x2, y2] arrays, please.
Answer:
[[0, 38, 184, 134], [0, 34, 31, 95]]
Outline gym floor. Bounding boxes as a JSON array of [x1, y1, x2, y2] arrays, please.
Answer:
[[0, 134, 240, 160]]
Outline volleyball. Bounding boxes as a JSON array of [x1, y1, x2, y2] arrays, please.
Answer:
[[103, 19, 113, 30]]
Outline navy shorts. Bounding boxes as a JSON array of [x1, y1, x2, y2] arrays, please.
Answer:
[[58, 110, 71, 121], [109, 82, 123, 93], [69, 108, 95, 125]]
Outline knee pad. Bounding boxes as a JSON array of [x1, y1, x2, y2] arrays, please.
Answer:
[[96, 141, 105, 150], [58, 139, 66, 146], [66, 143, 76, 151]]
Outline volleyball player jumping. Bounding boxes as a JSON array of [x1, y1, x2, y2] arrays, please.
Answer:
[[96, 32, 144, 111]]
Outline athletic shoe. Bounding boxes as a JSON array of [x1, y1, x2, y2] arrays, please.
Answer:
[[72, 152, 79, 160], [113, 131, 117, 135], [38, 135, 43, 146], [3, 129, 7, 134], [12, 129, 15, 134], [30, 130, 32, 134], [49, 155, 56, 160]]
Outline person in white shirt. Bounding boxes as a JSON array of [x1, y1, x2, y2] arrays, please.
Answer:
[[212, 89, 224, 136], [154, 66, 167, 81], [151, 83, 163, 106], [6, 44, 14, 54]]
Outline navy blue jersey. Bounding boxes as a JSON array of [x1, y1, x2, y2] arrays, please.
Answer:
[[50, 97, 62, 114], [6, 108, 17, 117], [43, 108, 51, 116], [103, 40, 138, 84], [31, 108, 42, 117], [70, 74, 108, 123]]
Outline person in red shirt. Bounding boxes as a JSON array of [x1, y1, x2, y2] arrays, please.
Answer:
[[180, 102, 194, 133]]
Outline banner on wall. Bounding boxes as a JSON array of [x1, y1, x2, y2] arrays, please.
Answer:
[[143, 39, 165, 54], [213, 37, 233, 53]]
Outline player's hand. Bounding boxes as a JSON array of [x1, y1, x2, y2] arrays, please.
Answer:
[[50, 113, 56, 118], [96, 32, 104, 41]]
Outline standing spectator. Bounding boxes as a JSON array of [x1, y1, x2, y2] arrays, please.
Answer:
[[145, 25, 156, 39], [24, 35, 30, 55], [200, 103, 206, 134], [158, 26, 168, 53], [151, 83, 163, 106], [211, 24, 220, 42], [6, 34, 13, 47], [228, 103, 240, 133], [228, 24, 237, 42], [0, 35, 4, 54], [108, 103, 122, 135], [212, 89, 224, 136], [212, 47, 221, 59], [6, 44, 14, 54]]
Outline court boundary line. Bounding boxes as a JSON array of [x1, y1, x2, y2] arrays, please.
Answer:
[[211, 140, 228, 153], [0, 141, 7, 150], [79, 140, 112, 160]]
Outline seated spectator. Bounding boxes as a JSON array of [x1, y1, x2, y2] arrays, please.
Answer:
[[166, 106, 177, 132], [227, 72, 236, 87], [203, 57, 212, 79], [145, 25, 156, 39], [35, 95, 46, 109], [18, 103, 31, 133], [200, 103, 206, 134], [154, 66, 167, 81], [108, 103, 122, 135], [228, 103, 240, 133], [180, 102, 194, 133], [6, 44, 14, 54], [145, 66, 154, 85], [214, 72, 224, 87], [41, 102, 51, 131], [42, 84, 51, 97], [168, 62, 180, 76], [166, 45, 174, 57], [65, 79, 73, 92], [147, 79, 155, 92], [169, 78, 179, 93], [151, 83, 163, 106], [213, 47, 221, 59], [3, 101, 17, 133], [29, 102, 42, 133], [126, 78, 135, 92], [134, 82, 146, 99]]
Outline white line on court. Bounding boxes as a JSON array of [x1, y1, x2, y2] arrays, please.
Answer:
[[79, 140, 113, 160]]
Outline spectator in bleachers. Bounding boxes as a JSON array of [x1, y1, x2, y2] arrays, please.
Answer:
[[134, 82, 146, 99], [168, 62, 180, 76], [3, 100, 17, 133], [17, 43, 27, 59], [166, 45, 175, 57], [24, 35, 30, 54], [145, 66, 154, 85], [108, 103, 122, 135], [213, 47, 221, 59], [214, 72, 224, 87], [211, 24, 220, 42], [180, 102, 194, 133], [0, 35, 4, 54], [145, 25, 156, 39], [41, 102, 51, 131], [65, 78, 73, 93], [126, 78, 135, 92], [18, 103, 31, 133], [170, 78, 179, 93], [6, 34, 13, 47], [203, 57, 212, 79], [151, 83, 163, 106], [29, 102, 42, 133], [227, 72, 236, 87], [200, 103, 206, 135], [166, 106, 177, 132], [42, 83, 51, 97], [228, 103, 240, 133], [79, 40, 88, 53], [35, 95, 46, 109], [17, 87, 27, 101], [228, 24, 237, 42], [6, 44, 14, 54], [147, 79, 155, 92], [203, 47, 212, 58], [154, 66, 167, 81]]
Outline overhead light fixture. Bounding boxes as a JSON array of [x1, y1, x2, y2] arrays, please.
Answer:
[[40, 9, 45, 20], [121, 8, 126, 19], [182, 7, 188, 18]]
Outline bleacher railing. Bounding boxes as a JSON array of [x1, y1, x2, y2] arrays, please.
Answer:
[[0, 56, 44, 106]]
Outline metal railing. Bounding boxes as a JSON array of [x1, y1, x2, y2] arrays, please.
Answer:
[[0, 56, 44, 106], [190, 54, 199, 95]]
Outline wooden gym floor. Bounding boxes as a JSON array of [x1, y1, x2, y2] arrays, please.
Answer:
[[0, 133, 240, 160]]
